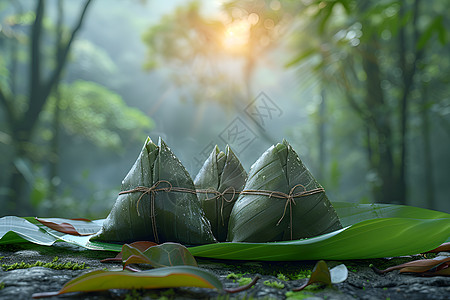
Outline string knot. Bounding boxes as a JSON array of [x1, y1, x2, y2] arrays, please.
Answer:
[[118, 180, 173, 244], [201, 187, 236, 226]]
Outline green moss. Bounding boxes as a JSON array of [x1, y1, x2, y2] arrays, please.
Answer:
[[1, 257, 88, 271], [0, 282, 4, 290], [238, 277, 253, 286], [226, 272, 244, 280], [263, 280, 285, 289], [276, 273, 289, 281], [290, 269, 312, 280]]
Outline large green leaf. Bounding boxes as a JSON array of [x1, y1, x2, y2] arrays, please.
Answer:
[[0, 216, 57, 246], [31, 266, 223, 298], [189, 217, 450, 261], [332, 202, 450, 226], [2, 203, 449, 261]]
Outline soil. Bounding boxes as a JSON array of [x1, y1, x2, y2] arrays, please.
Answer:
[[0, 242, 449, 300]]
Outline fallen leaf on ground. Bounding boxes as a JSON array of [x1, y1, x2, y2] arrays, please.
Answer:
[[292, 260, 348, 291], [122, 242, 198, 269], [371, 256, 450, 276], [32, 266, 223, 299], [100, 241, 157, 263], [425, 242, 450, 253]]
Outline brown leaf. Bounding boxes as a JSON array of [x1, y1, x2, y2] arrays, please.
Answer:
[[421, 266, 450, 277], [425, 242, 450, 253], [371, 257, 450, 275], [35, 218, 100, 236], [122, 242, 197, 269]]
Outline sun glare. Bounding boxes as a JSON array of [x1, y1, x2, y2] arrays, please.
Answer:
[[222, 18, 254, 54]]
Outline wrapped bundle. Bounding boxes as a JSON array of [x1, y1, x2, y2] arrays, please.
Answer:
[[91, 137, 216, 245], [194, 145, 247, 241], [228, 140, 342, 242]]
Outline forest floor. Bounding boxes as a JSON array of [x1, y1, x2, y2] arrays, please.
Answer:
[[0, 243, 449, 300]]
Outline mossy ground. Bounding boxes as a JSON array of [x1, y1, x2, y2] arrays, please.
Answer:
[[1, 256, 88, 271]]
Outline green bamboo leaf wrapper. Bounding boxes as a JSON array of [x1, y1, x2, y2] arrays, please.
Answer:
[[228, 140, 342, 242], [153, 138, 216, 244], [91, 137, 216, 245], [194, 145, 247, 241]]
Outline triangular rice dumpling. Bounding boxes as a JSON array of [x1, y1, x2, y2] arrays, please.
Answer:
[[228, 139, 342, 242], [91, 137, 216, 245], [194, 145, 247, 241]]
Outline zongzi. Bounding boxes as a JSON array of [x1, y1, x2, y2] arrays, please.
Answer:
[[91, 137, 216, 245], [194, 145, 247, 241], [227, 139, 342, 242]]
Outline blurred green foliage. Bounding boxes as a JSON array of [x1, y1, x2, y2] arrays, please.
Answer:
[[45, 80, 153, 151], [0, 1, 153, 217]]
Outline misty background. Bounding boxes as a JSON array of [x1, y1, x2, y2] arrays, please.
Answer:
[[0, 0, 449, 218]]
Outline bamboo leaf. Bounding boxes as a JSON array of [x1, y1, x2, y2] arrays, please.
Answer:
[[332, 201, 450, 227], [228, 140, 342, 242], [152, 138, 216, 245], [190, 217, 450, 261], [31, 266, 223, 299], [195, 145, 247, 241], [0, 216, 57, 246], [2, 203, 449, 262], [91, 137, 158, 243], [91, 137, 216, 245]]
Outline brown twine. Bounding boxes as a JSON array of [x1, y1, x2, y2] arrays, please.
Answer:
[[240, 184, 325, 240], [119, 180, 174, 243], [198, 187, 237, 226], [119, 181, 324, 242]]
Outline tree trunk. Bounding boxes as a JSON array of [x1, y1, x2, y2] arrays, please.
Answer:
[[421, 84, 435, 209], [361, 41, 401, 204], [5, 137, 33, 216], [317, 89, 326, 181], [1, 0, 92, 216]]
